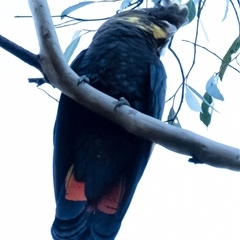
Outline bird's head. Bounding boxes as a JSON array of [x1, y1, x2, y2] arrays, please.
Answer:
[[149, 1, 189, 39]]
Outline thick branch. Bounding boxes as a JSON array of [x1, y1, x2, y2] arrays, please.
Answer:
[[26, 0, 240, 171], [0, 35, 42, 72]]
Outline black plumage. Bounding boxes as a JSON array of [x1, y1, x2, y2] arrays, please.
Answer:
[[51, 4, 188, 239]]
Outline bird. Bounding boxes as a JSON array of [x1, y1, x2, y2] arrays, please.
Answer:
[[51, 3, 188, 239]]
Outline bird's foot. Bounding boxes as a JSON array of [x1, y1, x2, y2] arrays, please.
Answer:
[[188, 157, 204, 164], [114, 97, 130, 110], [77, 75, 90, 86]]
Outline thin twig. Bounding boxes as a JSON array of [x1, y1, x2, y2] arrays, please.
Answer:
[[15, 14, 111, 22], [182, 40, 240, 74], [59, 15, 110, 22], [54, 19, 82, 28], [185, 0, 207, 80], [165, 83, 182, 102], [229, 0, 240, 36], [167, 38, 186, 124], [55, 22, 81, 29], [38, 88, 59, 102]]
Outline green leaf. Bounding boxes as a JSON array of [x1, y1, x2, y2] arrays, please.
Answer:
[[61, 1, 95, 19], [167, 107, 182, 128], [206, 74, 224, 101], [185, 86, 202, 112], [219, 36, 240, 80], [186, 84, 209, 104], [186, 0, 196, 24], [200, 92, 213, 127], [63, 31, 81, 63], [186, 84, 218, 112]]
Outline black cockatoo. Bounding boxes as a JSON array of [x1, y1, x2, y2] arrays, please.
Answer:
[[51, 3, 188, 239]]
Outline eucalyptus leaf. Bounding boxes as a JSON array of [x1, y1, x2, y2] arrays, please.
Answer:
[[186, 84, 218, 112], [200, 92, 213, 127], [219, 37, 240, 80], [167, 107, 182, 128], [63, 31, 81, 63], [185, 86, 202, 112], [206, 75, 224, 101], [61, 1, 95, 19], [186, 0, 196, 24]]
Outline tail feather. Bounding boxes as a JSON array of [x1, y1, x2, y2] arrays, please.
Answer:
[[90, 212, 121, 239], [52, 209, 121, 240], [65, 165, 87, 201], [52, 166, 124, 239], [52, 198, 91, 239], [97, 179, 125, 214], [55, 185, 87, 220]]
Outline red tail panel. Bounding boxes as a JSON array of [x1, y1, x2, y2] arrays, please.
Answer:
[[97, 181, 125, 214], [65, 165, 87, 201]]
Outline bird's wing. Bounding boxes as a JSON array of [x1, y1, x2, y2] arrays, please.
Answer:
[[149, 59, 167, 120]]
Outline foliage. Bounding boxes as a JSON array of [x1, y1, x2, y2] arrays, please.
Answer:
[[61, 0, 239, 128], [1, 0, 239, 127], [219, 36, 240, 80]]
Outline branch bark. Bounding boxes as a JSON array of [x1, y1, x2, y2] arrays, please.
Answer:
[[0, 35, 42, 72], [9, 0, 236, 171]]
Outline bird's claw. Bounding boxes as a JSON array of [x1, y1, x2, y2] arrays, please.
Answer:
[[77, 75, 90, 86], [188, 157, 204, 164], [114, 97, 130, 110]]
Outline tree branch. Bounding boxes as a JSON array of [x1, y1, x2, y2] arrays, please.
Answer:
[[0, 35, 42, 72], [10, 0, 235, 171]]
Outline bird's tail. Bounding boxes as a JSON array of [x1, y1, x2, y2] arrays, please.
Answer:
[[51, 165, 124, 240]]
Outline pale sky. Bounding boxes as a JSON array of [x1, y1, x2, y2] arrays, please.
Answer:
[[0, 0, 240, 239]]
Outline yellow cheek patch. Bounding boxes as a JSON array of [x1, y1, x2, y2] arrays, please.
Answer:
[[150, 23, 168, 39], [117, 16, 168, 40], [122, 16, 141, 24], [120, 16, 149, 32]]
